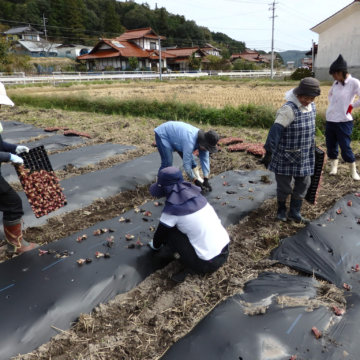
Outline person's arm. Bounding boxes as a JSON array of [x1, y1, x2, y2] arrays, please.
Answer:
[[182, 143, 196, 180], [351, 79, 360, 109], [0, 151, 11, 163], [198, 151, 210, 178], [264, 105, 294, 153], [152, 222, 174, 249], [2, 141, 17, 153]]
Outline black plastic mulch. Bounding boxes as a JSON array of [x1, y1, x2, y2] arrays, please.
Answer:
[[205, 169, 276, 227], [161, 272, 359, 360], [1, 143, 136, 184], [0, 200, 173, 360], [271, 193, 360, 292], [24, 133, 87, 151], [2, 121, 49, 143], [0, 168, 276, 359]]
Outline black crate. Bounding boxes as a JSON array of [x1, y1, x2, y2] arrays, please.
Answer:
[[305, 147, 326, 205], [20, 145, 53, 172]]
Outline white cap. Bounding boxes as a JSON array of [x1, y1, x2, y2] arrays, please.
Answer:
[[0, 82, 14, 106]]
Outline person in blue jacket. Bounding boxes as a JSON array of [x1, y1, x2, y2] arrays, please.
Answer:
[[154, 121, 219, 192], [262, 77, 321, 223], [0, 82, 37, 255]]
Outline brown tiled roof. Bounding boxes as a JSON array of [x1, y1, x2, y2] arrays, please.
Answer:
[[165, 47, 205, 57], [78, 39, 150, 59], [116, 27, 165, 41]]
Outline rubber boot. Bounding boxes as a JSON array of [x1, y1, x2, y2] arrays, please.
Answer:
[[276, 201, 287, 222], [4, 219, 38, 255], [329, 159, 338, 175], [288, 198, 310, 224], [350, 162, 360, 181], [193, 166, 203, 183]]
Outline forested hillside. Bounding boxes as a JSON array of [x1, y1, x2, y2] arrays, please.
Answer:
[[0, 0, 245, 56]]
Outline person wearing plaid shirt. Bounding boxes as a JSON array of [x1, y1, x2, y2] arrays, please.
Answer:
[[262, 77, 321, 223]]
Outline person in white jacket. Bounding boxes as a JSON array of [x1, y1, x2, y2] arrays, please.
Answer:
[[148, 166, 229, 283], [326, 54, 360, 180]]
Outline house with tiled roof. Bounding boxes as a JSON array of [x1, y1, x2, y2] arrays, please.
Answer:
[[230, 50, 270, 64], [77, 27, 175, 71], [201, 43, 221, 57], [165, 47, 208, 71], [310, 0, 360, 80]]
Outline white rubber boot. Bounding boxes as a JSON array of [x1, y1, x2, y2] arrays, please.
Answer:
[[350, 162, 360, 180], [329, 159, 338, 175], [193, 166, 203, 183]]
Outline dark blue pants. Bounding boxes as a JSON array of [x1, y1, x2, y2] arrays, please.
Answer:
[[326, 121, 355, 163], [0, 176, 24, 222]]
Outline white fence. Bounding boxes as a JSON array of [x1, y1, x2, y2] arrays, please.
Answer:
[[0, 70, 291, 84]]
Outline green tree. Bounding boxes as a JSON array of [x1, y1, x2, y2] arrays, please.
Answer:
[[188, 53, 201, 70], [128, 56, 138, 70]]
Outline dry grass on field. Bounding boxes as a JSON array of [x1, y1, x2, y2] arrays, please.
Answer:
[[9, 81, 332, 113]]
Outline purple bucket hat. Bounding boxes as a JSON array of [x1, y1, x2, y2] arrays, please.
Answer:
[[150, 167, 207, 215]]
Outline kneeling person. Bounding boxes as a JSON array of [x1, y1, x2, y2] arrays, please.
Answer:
[[149, 166, 229, 282]]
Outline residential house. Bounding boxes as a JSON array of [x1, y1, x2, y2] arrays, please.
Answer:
[[165, 47, 208, 71], [56, 44, 93, 59], [230, 50, 271, 64], [310, 0, 360, 80], [201, 43, 221, 57], [3, 25, 42, 42], [4, 25, 60, 57], [77, 27, 174, 71]]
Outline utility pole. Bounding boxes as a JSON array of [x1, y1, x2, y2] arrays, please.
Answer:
[[43, 13, 48, 41], [158, 36, 162, 81], [269, 1, 277, 79]]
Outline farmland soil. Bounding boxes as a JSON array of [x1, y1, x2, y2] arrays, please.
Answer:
[[0, 105, 355, 360]]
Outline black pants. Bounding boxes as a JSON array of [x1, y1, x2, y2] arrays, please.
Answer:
[[0, 176, 24, 222], [165, 226, 229, 275]]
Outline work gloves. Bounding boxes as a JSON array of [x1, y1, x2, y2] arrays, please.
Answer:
[[194, 178, 212, 192], [203, 178, 212, 191], [148, 240, 162, 251], [10, 154, 24, 164], [261, 150, 272, 169], [16, 145, 30, 154]]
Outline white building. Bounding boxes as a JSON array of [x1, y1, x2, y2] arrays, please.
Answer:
[[311, 1, 360, 80]]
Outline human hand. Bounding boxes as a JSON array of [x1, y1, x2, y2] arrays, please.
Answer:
[[260, 151, 272, 169], [203, 178, 212, 191], [16, 145, 30, 154], [346, 104, 353, 114], [9, 153, 24, 164], [148, 240, 162, 251], [194, 179, 205, 190]]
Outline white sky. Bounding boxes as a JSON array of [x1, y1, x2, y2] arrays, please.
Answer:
[[133, 0, 352, 52]]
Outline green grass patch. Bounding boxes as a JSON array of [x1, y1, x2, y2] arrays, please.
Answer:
[[12, 94, 354, 139]]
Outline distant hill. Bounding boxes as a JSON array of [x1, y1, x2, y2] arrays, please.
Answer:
[[278, 50, 307, 67]]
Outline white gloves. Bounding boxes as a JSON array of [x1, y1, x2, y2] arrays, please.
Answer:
[[16, 145, 30, 154], [193, 166, 204, 183], [10, 154, 24, 164]]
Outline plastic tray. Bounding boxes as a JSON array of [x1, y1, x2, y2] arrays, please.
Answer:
[[16, 146, 66, 218]]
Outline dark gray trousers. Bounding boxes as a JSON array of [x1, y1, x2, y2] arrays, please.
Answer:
[[275, 174, 311, 201]]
